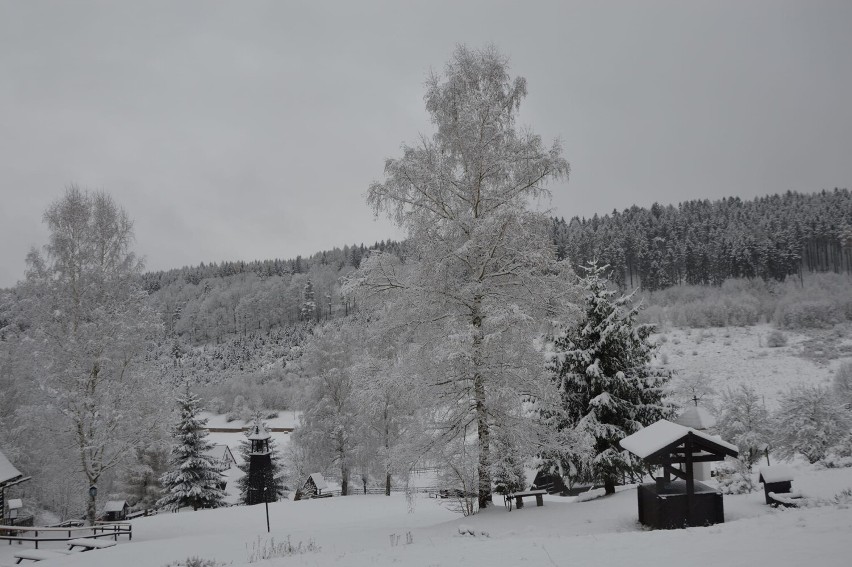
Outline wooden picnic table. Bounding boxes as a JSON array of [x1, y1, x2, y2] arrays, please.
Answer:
[[13, 549, 71, 563], [67, 537, 117, 551]]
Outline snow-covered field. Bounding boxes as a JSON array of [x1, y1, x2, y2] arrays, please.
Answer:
[[658, 324, 848, 409], [2, 462, 850, 567]]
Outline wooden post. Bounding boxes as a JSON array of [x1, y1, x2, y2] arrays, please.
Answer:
[[685, 436, 695, 527]]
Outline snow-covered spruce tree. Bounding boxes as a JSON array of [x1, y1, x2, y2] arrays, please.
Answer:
[[773, 385, 850, 464], [544, 262, 673, 495], [236, 419, 286, 504], [716, 385, 772, 466], [350, 44, 573, 509], [157, 388, 225, 511]]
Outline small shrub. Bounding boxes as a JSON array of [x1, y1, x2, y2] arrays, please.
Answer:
[[246, 536, 320, 563], [715, 458, 756, 495], [834, 360, 852, 409], [164, 557, 227, 567], [766, 330, 788, 348], [834, 488, 852, 508], [821, 434, 852, 469]]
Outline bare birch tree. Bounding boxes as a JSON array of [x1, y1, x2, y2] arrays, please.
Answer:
[[353, 45, 574, 508], [21, 186, 163, 524]]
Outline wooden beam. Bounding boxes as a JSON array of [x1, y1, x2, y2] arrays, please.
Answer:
[[685, 436, 695, 526], [663, 465, 687, 481]]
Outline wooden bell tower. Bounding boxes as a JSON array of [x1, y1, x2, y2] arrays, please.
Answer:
[[247, 423, 274, 505]]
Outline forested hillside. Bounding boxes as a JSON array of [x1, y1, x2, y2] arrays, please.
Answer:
[[554, 189, 852, 290], [135, 190, 851, 387]]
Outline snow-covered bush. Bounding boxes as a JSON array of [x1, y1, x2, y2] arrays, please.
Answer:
[[246, 536, 320, 562], [715, 458, 756, 494], [773, 385, 851, 464], [834, 360, 852, 409], [774, 299, 840, 329], [820, 434, 852, 469], [164, 557, 227, 567], [766, 330, 787, 348]]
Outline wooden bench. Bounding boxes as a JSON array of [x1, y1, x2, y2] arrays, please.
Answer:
[[13, 549, 72, 563], [510, 489, 547, 509], [67, 537, 117, 551], [767, 490, 806, 508]]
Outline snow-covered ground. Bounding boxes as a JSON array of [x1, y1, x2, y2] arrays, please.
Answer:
[[658, 324, 846, 409], [2, 462, 850, 567], [3, 325, 850, 566]]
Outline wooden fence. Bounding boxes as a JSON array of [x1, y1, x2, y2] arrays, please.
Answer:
[[0, 521, 132, 549]]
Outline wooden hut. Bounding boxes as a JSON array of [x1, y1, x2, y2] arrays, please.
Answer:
[[103, 500, 129, 521], [758, 465, 797, 506], [301, 473, 329, 498], [0, 448, 30, 525], [620, 420, 738, 529]]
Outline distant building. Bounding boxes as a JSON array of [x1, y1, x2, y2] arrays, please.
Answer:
[[0, 448, 30, 524], [301, 473, 328, 498], [103, 500, 129, 521], [204, 444, 237, 472]]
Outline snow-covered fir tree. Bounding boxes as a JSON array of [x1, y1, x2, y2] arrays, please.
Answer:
[[544, 262, 673, 494], [236, 419, 286, 504], [157, 388, 226, 511]]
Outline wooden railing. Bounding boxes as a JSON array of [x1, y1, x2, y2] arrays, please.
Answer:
[[0, 521, 131, 549]]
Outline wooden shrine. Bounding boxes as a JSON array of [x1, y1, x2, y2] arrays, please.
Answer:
[[620, 420, 738, 529]]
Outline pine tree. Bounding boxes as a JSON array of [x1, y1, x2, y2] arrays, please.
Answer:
[[157, 388, 226, 511], [545, 262, 673, 494], [236, 419, 286, 504]]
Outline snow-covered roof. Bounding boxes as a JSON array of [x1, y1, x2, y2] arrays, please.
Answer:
[[308, 473, 327, 490], [759, 465, 794, 484], [0, 449, 23, 485], [248, 423, 271, 441], [675, 406, 716, 430], [619, 419, 738, 460], [204, 444, 235, 463], [104, 500, 128, 512]]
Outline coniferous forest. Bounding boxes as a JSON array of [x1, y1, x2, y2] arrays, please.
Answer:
[[553, 189, 852, 290]]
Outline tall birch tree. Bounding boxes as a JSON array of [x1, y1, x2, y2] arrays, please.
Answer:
[[21, 187, 163, 523], [355, 45, 572, 508]]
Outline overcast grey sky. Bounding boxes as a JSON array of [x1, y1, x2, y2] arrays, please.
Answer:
[[2, 0, 851, 288]]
